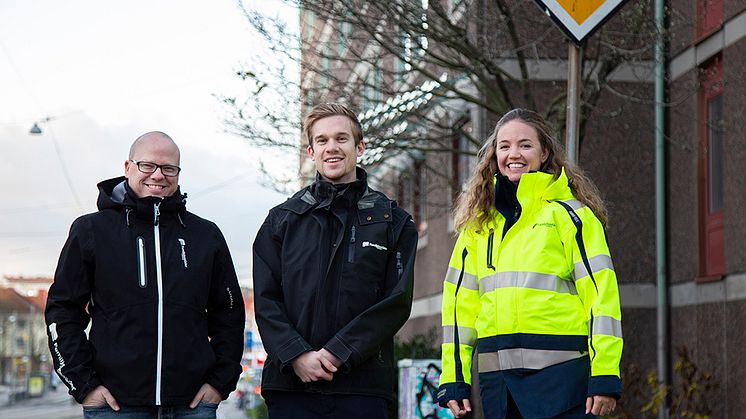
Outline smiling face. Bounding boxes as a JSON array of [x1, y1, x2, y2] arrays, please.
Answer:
[[307, 115, 365, 184], [495, 119, 548, 184], [124, 133, 181, 198]]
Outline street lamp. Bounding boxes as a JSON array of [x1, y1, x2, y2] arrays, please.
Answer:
[[29, 116, 54, 135], [25, 116, 83, 212]]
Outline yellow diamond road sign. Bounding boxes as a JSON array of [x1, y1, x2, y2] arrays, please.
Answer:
[[534, 0, 628, 45]]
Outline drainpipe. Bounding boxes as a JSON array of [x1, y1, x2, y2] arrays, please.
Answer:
[[655, 0, 669, 418]]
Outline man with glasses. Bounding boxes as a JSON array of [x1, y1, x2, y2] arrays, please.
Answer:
[[45, 131, 245, 418]]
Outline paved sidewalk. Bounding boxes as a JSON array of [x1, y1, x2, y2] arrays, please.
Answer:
[[0, 385, 248, 419], [0, 385, 80, 419]]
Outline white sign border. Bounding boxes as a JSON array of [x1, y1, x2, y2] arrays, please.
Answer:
[[538, 0, 627, 44]]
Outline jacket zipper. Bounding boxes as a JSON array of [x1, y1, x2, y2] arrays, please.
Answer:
[[396, 251, 403, 277], [347, 226, 356, 263], [153, 202, 164, 405], [486, 228, 495, 270], [310, 211, 345, 345], [137, 236, 147, 287]]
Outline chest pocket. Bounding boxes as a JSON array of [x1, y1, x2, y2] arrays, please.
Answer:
[[339, 202, 392, 321], [348, 202, 391, 267]]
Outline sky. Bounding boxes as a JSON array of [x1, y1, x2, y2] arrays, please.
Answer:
[[0, 0, 297, 285]]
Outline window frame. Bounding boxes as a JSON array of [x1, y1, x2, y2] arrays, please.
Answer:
[[695, 0, 724, 41], [696, 55, 725, 281]]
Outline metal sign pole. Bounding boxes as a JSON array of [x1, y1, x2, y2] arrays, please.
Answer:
[[565, 43, 581, 164]]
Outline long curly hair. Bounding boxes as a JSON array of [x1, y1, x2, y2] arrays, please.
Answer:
[[453, 108, 608, 232]]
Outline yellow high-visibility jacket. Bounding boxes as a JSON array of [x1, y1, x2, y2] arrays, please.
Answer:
[[438, 169, 622, 416]]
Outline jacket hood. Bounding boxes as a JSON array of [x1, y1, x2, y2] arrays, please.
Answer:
[[96, 176, 187, 216]]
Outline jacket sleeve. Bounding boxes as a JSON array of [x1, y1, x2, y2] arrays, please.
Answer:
[[437, 228, 480, 406], [44, 217, 102, 403], [252, 213, 313, 371], [323, 212, 417, 370], [204, 227, 246, 400], [564, 207, 623, 398]]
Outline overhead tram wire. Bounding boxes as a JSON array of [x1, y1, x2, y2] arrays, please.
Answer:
[[2, 40, 84, 213], [43, 120, 85, 213]]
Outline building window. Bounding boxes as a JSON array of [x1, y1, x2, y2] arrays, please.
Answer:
[[398, 172, 412, 215], [338, 18, 352, 57], [362, 66, 382, 112], [697, 55, 724, 280], [413, 160, 427, 231], [319, 46, 330, 95], [451, 117, 473, 205], [397, 162, 426, 231], [696, 0, 723, 40], [448, 0, 463, 15], [302, 9, 315, 39]]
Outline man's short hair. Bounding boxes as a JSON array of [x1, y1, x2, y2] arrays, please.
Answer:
[[303, 103, 363, 147]]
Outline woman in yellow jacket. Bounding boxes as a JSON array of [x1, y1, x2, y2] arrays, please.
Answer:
[[438, 109, 622, 418]]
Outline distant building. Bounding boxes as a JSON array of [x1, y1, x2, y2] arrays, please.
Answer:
[[0, 287, 48, 389], [1, 276, 53, 297]]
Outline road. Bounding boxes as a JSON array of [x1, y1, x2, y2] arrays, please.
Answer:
[[0, 387, 249, 419]]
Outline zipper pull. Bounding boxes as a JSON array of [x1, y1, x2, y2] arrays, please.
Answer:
[[154, 202, 161, 226], [350, 225, 356, 243], [396, 251, 403, 277], [178, 238, 188, 268], [487, 228, 495, 270]]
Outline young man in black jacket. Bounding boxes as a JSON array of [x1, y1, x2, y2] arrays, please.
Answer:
[[45, 132, 245, 418], [253, 103, 418, 418]]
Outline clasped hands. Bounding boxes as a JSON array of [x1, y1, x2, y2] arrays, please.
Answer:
[[291, 348, 343, 382]]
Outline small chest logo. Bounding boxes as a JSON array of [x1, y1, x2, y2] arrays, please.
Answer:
[[362, 241, 387, 251], [532, 222, 556, 229], [178, 238, 188, 268]]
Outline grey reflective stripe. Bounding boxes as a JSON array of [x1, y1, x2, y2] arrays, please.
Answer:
[[591, 316, 623, 338], [300, 190, 317, 205], [478, 349, 588, 373], [442, 325, 477, 346], [561, 199, 584, 211], [445, 266, 479, 291], [574, 254, 614, 281], [479, 271, 576, 295]]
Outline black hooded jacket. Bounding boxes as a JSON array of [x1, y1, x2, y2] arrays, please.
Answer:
[[252, 168, 417, 399], [45, 177, 245, 406]]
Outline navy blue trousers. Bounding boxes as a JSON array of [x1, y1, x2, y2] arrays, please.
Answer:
[[263, 391, 389, 419], [500, 391, 594, 419]]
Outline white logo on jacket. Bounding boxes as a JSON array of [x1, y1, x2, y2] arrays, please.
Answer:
[[362, 241, 387, 251], [178, 238, 188, 268]]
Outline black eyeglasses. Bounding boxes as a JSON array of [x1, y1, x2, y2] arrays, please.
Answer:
[[129, 160, 181, 177]]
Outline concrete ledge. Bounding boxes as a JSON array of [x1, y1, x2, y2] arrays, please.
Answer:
[[670, 8, 746, 80]]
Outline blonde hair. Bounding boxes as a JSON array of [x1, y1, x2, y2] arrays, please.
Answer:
[[303, 103, 363, 149], [453, 108, 608, 232]]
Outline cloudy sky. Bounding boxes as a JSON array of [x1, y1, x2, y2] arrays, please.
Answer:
[[0, 0, 296, 285]]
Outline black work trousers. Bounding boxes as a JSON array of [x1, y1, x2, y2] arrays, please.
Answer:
[[264, 391, 388, 419]]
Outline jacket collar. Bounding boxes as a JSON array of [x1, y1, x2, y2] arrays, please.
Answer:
[[516, 169, 572, 209], [96, 176, 187, 221], [280, 167, 370, 215], [494, 168, 573, 219]]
